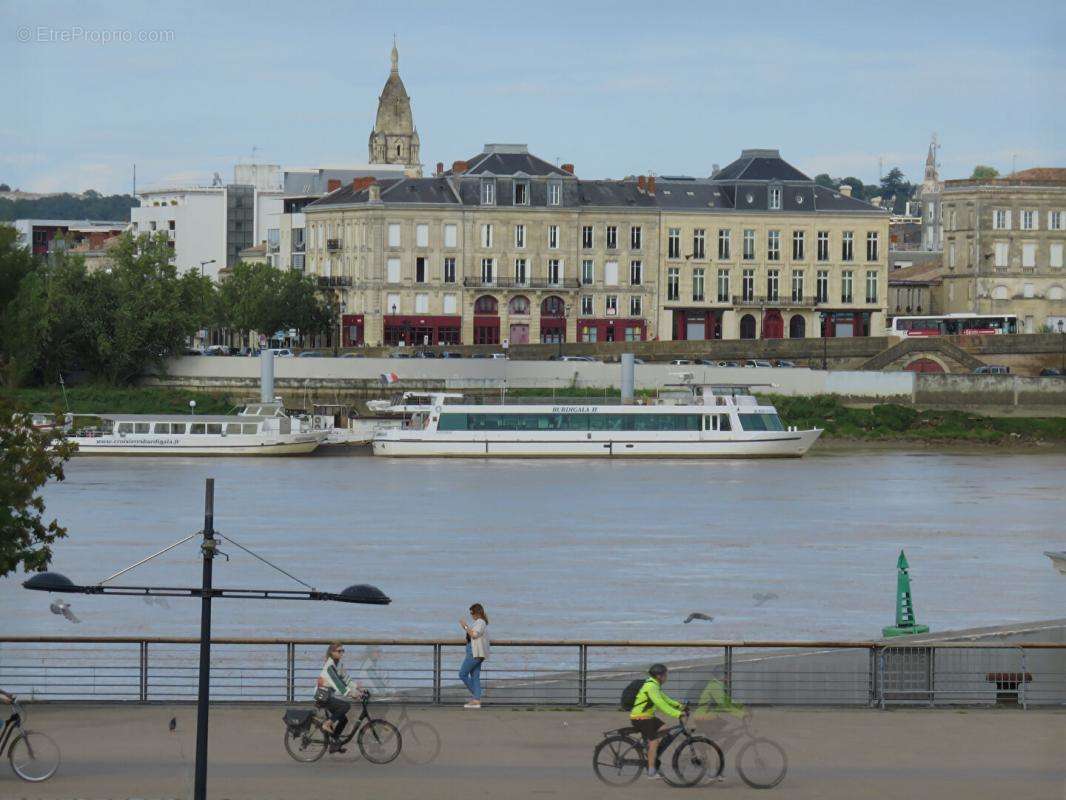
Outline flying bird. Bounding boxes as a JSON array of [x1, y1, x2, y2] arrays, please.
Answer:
[[753, 592, 779, 607], [49, 600, 81, 623], [683, 612, 714, 624]]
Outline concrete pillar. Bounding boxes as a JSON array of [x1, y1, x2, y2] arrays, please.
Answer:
[[721, 310, 740, 340], [260, 351, 275, 403], [621, 354, 635, 404]]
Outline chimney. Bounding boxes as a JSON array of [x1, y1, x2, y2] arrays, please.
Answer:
[[352, 176, 376, 192], [839, 184, 853, 197], [561, 163, 575, 175], [436, 161, 444, 176], [327, 178, 341, 192], [711, 163, 721, 177], [646, 176, 656, 195], [452, 160, 468, 175], [637, 175, 646, 192], [871, 196, 882, 207], [368, 184, 382, 203]]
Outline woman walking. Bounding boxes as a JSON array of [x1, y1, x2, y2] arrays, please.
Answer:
[[317, 642, 361, 752], [459, 603, 490, 708]]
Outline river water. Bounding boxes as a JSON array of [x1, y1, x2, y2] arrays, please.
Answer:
[[3, 449, 1064, 643]]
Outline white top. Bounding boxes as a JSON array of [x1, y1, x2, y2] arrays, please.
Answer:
[[468, 618, 490, 659]]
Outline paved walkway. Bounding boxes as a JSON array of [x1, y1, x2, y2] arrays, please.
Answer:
[[2, 704, 1063, 799]]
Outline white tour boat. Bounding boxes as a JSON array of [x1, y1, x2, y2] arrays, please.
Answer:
[[372, 385, 821, 458], [67, 402, 325, 456]]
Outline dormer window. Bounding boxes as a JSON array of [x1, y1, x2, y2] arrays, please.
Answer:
[[769, 185, 782, 210], [513, 180, 529, 206], [480, 178, 496, 206], [548, 180, 562, 206]]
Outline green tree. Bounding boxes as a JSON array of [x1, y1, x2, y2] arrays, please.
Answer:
[[0, 183, 10, 192], [814, 173, 837, 189], [971, 165, 1000, 180], [0, 224, 37, 312], [839, 176, 865, 199], [0, 399, 76, 577]]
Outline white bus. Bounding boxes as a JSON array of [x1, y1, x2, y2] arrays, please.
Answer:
[[889, 313, 1018, 337]]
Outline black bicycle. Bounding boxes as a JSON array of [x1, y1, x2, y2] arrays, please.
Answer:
[[1, 699, 61, 782], [593, 712, 724, 787], [283, 691, 401, 765]]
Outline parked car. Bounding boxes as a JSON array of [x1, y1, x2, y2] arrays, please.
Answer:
[[267, 348, 294, 358], [183, 348, 203, 356], [469, 352, 491, 359], [716, 360, 740, 368], [203, 345, 230, 356], [973, 364, 1010, 374], [489, 353, 509, 360], [552, 355, 599, 362], [440, 351, 464, 359], [341, 353, 367, 358], [298, 351, 324, 358], [389, 352, 413, 359], [1039, 368, 1064, 377], [669, 359, 694, 365], [694, 358, 716, 366], [774, 359, 797, 368], [745, 359, 773, 368]]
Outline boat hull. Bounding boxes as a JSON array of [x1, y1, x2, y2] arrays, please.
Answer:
[[69, 437, 322, 456]]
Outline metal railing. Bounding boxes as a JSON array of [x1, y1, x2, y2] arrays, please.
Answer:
[[732, 295, 819, 308], [1, 637, 1062, 708], [462, 277, 581, 290]]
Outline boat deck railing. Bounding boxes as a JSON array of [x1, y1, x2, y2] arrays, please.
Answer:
[[1, 636, 1062, 709]]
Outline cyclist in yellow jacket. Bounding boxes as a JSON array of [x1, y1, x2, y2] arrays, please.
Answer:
[[630, 663, 686, 780]]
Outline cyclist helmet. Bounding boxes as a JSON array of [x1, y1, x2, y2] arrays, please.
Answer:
[[648, 663, 668, 678]]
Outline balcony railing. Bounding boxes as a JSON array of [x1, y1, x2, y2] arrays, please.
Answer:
[[733, 295, 819, 307], [326, 239, 341, 252], [292, 242, 305, 253], [316, 275, 352, 288], [463, 277, 581, 290]]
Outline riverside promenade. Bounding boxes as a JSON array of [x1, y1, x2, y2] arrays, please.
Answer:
[[8, 704, 1063, 800]]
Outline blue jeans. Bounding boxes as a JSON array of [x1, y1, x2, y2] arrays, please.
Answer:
[[459, 644, 483, 700]]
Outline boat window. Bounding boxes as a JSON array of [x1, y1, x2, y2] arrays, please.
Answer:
[[226, 423, 242, 434], [720, 415, 732, 431], [191, 423, 206, 434], [246, 406, 261, 416], [133, 422, 150, 434], [242, 423, 258, 434], [738, 414, 784, 432], [437, 412, 701, 432], [117, 422, 133, 434], [207, 423, 223, 434], [171, 423, 186, 434], [154, 423, 170, 434], [438, 413, 468, 431]]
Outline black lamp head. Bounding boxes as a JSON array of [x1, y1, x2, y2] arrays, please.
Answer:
[[337, 584, 391, 605], [23, 572, 80, 593]]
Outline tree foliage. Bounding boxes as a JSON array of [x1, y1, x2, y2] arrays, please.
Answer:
[[0, 399, 76, 577], [970, 165, 1000, 180], [0, 192, 138, 222], [215, 261, 336, 344]]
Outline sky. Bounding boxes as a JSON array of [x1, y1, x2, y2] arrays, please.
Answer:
[[3, 0, 1065, 195]]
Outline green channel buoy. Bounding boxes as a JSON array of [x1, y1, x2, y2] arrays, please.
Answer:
[[882, 549, 930, 637]]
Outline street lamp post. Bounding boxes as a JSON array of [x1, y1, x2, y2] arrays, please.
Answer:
[[557, 302, 572, 359], [200, 259, 216, 278], [24, 479, 390, 800], [1059, 320, 1064, 372]]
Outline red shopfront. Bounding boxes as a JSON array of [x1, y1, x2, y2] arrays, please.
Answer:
[[384, 315, 462, 346], [577, 318, 647, 343], [820, 311, 872, 338], [341, 314, 364, 347], [671, 309, 723, 340]]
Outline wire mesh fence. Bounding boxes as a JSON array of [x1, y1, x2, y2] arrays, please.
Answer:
[[1, 638, 1063, 708]]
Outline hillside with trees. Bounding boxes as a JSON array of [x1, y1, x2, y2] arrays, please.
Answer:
[[0, 190, 138, 222]]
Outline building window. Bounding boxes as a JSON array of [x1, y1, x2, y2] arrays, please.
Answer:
[[581, 295, 593, 315], [548, 225, 559, 249], [668, 228, 680, 259], [606, 295, 618, 315], [842, 231, 854, 261], [1022, 243, 1036, 269], [415, 293, 429, 313], [791, 270, 804, 302], [444, 293, 457, 314], [949, 242, 956, 269], [1021, 209, 1036, 230], [692, 268, 705, 302], [604, 260, 619, 285], [769, 185, 782, 210], [630, 295, 642, 316], [718, 229, 731, 260], [767, 230, 780, 261], [743, 229, 755, 260], [767, 269, 780, 301], [993, 208, 1010, 230], [415, 257, 427, 283], [416, 223, 429, 248], [865, 270, 878, 303], [792, 230, 805, 260], [480, 224, 493, 248], [693, 229, 706, 260], [444, 223, 457, 248], [548, 180, 562, 206], [514, 180, 529, 205], [866, 231, 879, 261], [582, 325, 598, 343], [606, 225, 618, 250], [387, 223, 401, 248], [387, 293, 401, 314], [630, 260, 642, 285], [841, 270, 854, 303], [816, 270, 829, 303], [481, 258, 494, 284], [443, 257, 456, 283], [742, 269, 754, 302], [667, 268, 680, 301], [582, 225, 594, 249], [581, 259, 594, 284], [515, 224, 525, 248], [480, 179, 496, 205], [1049, 211, 1063, 230], [994, 242, 1009, 269], [717, 269, 730, 302], [548, 258, 562, 285], [1050, 243, 1063, 268], [386, 257, 401, 283], [514, 258, 527, 284], [630, 225, 642, 250], [817, 231, 829, 261]]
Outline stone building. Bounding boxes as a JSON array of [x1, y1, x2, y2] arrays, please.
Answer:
[[940, 168, 1066, 333], [368, 43, 421, 175], [302, 146, 889, 347]]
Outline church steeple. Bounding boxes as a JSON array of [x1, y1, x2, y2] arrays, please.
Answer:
[[369, 41, 421, 174]]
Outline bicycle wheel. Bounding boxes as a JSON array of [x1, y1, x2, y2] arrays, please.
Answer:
[[9, 730, 60, 782], [670, 736, 722, 787], [283, 726, 327, 763], [592, 735, 643, 786], [400, 720, 442, 765], [358, 719, 401, 764], [736, 737, 788, 789]]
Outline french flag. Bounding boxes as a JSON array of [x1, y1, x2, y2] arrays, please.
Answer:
[[380, 372, 399, 385]]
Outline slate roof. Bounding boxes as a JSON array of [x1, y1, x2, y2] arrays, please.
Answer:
[[713, 149, 811, 182], [450, 146, 569, 177]]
